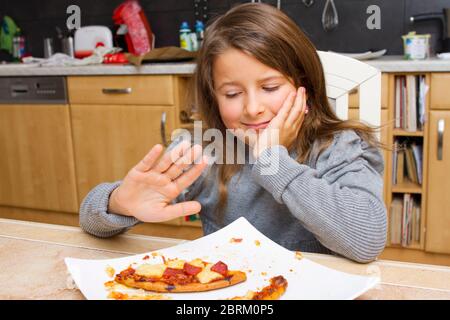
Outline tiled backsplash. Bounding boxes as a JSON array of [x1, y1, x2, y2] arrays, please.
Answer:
[[1, 0, 449, 58]]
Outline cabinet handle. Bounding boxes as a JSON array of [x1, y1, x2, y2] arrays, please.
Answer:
[[101, 88, 132, 94], [160, 112, 168, 147], [437, 119, 445, 161]]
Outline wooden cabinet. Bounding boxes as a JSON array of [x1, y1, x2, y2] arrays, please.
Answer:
[[425, 111, 450, 254], [430, 73, 450, 110], [70, 104, 175, 203], [0, 104, 78, 212], [68, 75, 192, 226]]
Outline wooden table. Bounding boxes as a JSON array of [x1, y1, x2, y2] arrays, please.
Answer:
[[1, 218, 449, 300]]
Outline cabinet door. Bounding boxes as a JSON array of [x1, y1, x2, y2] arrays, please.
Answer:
[[0, 104, 78, 212], [426, 111, 450, 254], [71, 104, 175, 205]]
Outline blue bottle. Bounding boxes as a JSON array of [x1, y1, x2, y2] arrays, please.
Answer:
[[195, 20, 205, 48], [179, 21, 192, 51]]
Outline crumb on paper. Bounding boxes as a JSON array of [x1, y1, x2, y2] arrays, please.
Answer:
[[248, 269, 253, 273], [230, 237, 243, 243], [261, 272, 267, 276], [289, 269, 294, 272], [295, 251, 303, 260], [151, 252, 159, 257], [161, 255, 167, 264], [105, 265, 115, 278], [143, 255, 150, 260], [254, 240, 261, 246]]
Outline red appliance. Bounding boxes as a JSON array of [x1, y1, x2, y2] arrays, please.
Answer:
[[113, 0, 154, 56]]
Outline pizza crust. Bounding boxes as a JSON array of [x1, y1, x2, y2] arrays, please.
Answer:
[[115, 270, 247, 293]]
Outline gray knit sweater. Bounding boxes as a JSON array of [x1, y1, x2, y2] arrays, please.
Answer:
[[79, 130, 387, 263]]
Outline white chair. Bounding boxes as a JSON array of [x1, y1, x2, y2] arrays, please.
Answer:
[[317, 51, 381, 139]]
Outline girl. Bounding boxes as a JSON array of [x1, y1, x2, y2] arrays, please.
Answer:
[[80, 3, 387, 263]]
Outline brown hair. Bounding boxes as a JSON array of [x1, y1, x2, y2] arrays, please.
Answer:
[[191, 3, 385, 221]]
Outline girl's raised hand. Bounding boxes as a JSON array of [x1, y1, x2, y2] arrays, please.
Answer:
[[252, 86, 308, 159], [108, 140, 209, 223]]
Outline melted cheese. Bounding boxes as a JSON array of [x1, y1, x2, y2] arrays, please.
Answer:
[[166, 259, 186, 269], [135, 263, 166, 278], [196, 263, 224, 284], [188, 258, 205, 268]]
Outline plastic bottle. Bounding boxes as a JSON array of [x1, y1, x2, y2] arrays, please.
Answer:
[[195, 20, 204, 48], [12, 28, 25, 61], [179, 21, 192, 51]]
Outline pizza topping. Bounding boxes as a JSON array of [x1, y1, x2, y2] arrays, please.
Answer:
[[166, 259, 186, 269], [188, 258, 205, 268], [230, 238, 243, 243], [162, 267, 195, 285], [211, 261, 228, 276], [118, 267, 135, 278], [183, 263, 203, 276], [143, 255, 150, 260], [196, 264, 224, 284], [135, 263, 166, 278]]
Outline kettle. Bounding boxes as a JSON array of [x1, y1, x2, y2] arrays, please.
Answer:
[[410, 8, 450, 53]]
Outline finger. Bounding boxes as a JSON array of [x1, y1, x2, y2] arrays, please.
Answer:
[[161, 201, 202, 220], [272, 91, 296, 126], [286, 87, 305, 126], [134, 144, 164, 172], [164, 144, 203, 180], [174, 155, 209, 192], [153, 140, 191, 173]]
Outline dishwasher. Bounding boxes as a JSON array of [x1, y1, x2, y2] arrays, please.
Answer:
[[0, 77, 79, 213]]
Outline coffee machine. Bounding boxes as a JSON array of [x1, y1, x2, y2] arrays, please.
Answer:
[[410, 8, 450, 53]]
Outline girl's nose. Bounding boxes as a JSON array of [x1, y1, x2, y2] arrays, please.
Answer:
[[244, 93, 265, 117]]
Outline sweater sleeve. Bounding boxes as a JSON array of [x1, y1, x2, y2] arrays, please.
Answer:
[[79, 181, 141, 238], [251, 130, 387, 263]]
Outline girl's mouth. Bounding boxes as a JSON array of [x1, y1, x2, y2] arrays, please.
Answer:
[[242, 120, 271, 130]]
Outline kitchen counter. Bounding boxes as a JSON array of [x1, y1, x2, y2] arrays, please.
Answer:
[[1, 218, 450, 300], [1, 55, 450, 76]]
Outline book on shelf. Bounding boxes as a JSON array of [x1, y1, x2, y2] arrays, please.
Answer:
[[392, 139, 423, 186], [390, 194, 421, 247], [411, 142, 423, 184], [394, 75, 428, 132], [390, 197, 403, 245]]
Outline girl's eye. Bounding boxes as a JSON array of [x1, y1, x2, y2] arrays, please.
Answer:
[[263, 86, 280, 92], [225, 92, 241, 98]]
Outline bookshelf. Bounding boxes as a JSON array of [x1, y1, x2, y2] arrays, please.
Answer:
[[385, 73, 430, 252]]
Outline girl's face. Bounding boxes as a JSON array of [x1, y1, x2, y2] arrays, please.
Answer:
[[213, 48, 296, 132]]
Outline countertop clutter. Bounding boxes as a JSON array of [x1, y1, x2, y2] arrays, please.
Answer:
[[2, 55, 450, 77], [1, 218, 450, 300]]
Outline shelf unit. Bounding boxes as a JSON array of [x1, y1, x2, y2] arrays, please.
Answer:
[[385, 73, 430, 251]]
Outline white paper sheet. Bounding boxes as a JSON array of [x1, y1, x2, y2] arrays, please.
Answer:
[[65, 217, 379, 300]]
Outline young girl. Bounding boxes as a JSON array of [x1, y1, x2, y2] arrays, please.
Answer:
[[80, 3, 387, 263]]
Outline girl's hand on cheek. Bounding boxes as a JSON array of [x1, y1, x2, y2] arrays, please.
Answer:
[[252, 86, 308, 159]]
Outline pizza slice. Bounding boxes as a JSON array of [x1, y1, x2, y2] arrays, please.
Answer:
[[114, 258, 247, 293], [231, 275, 288, 300]]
